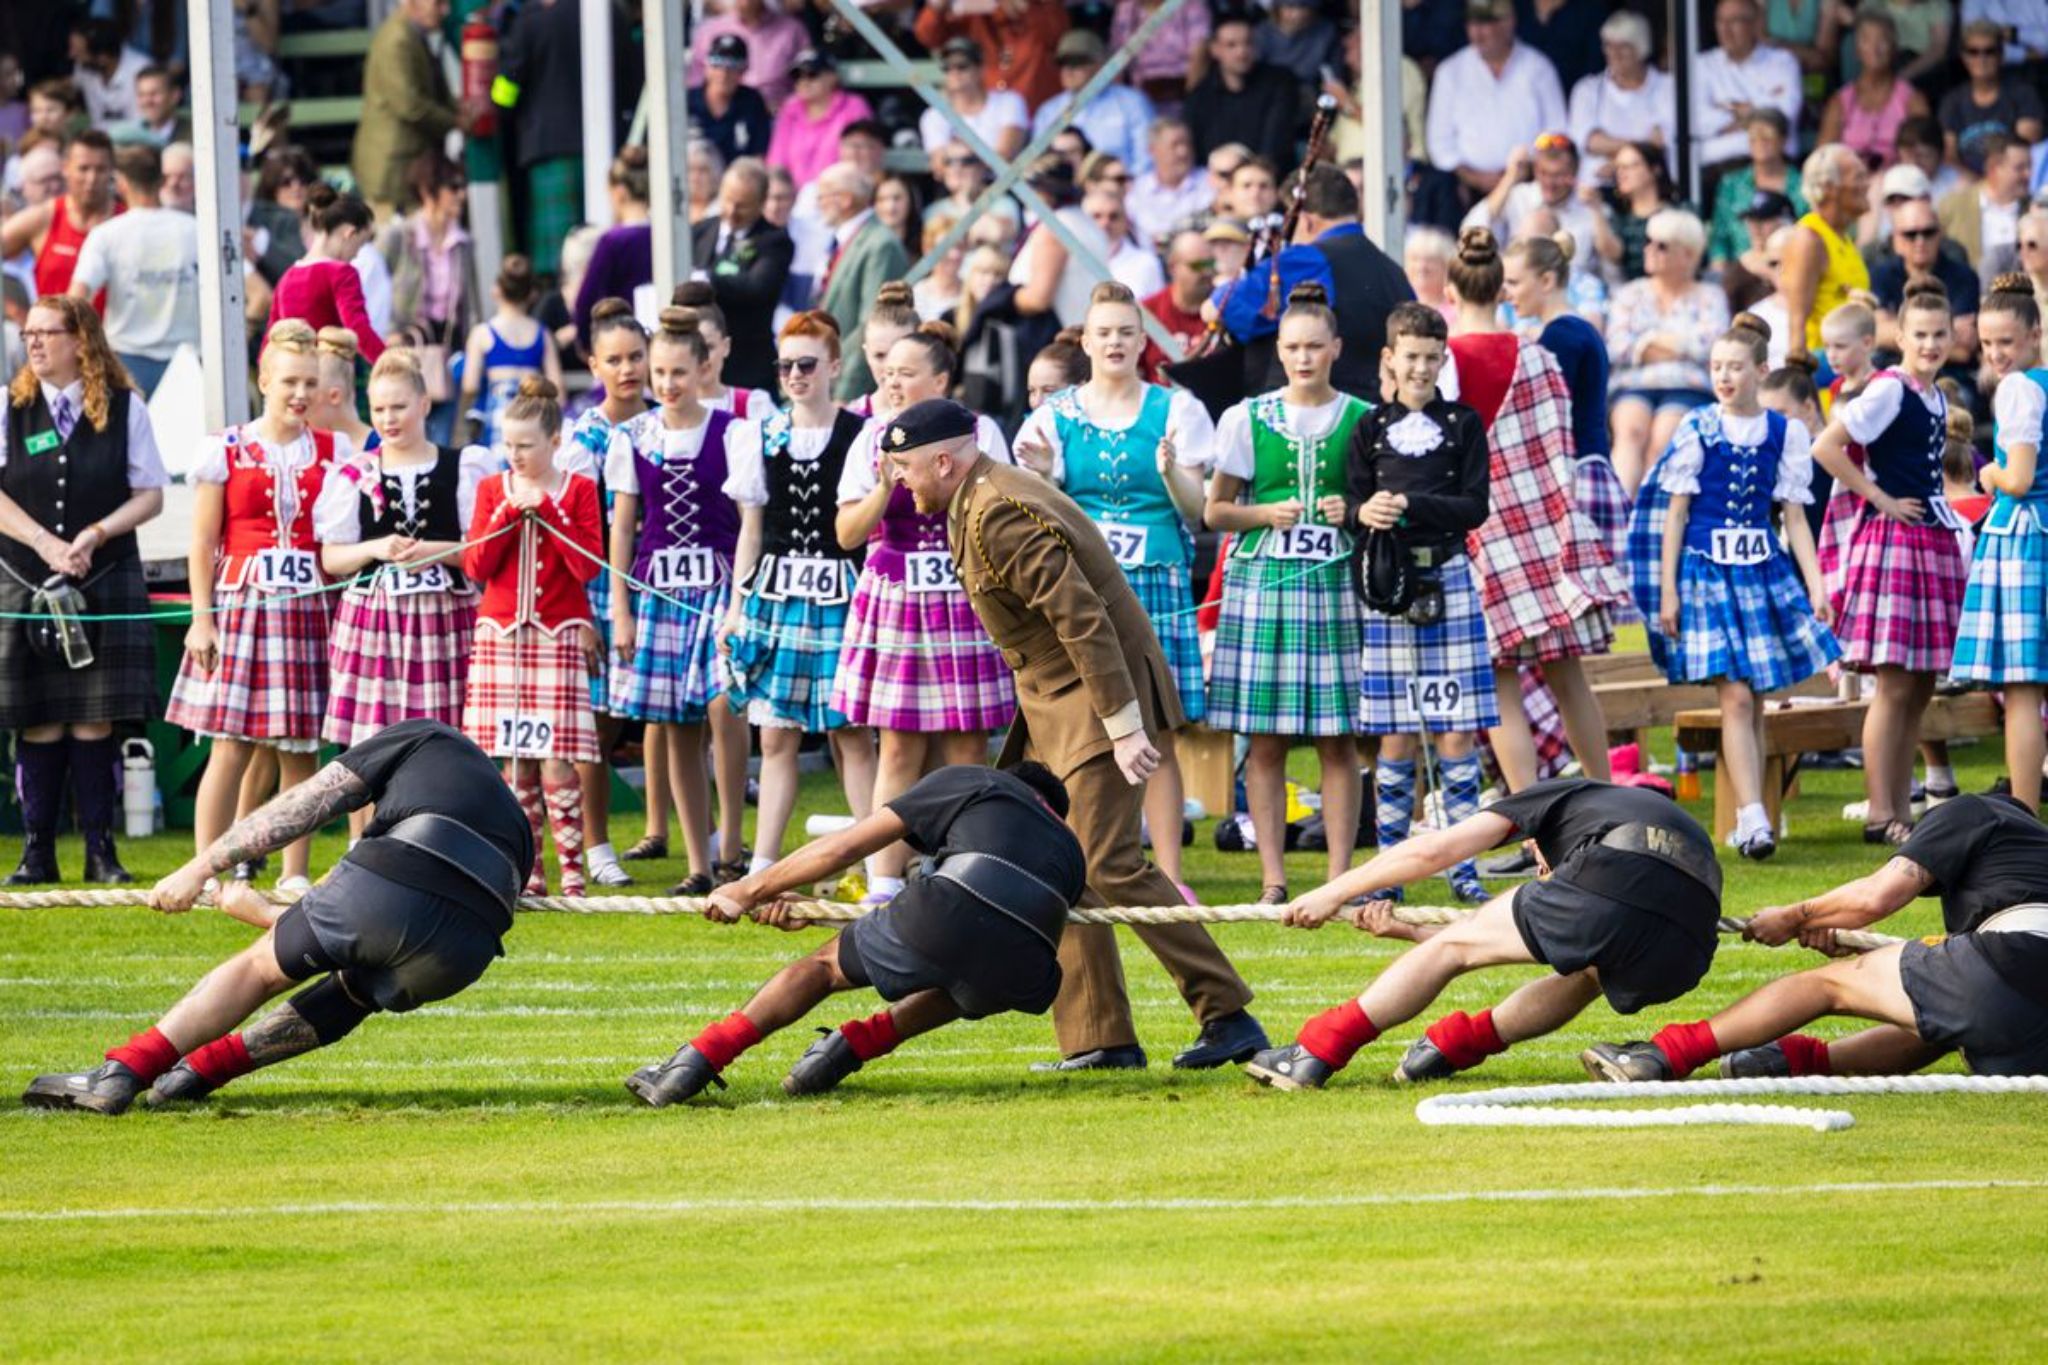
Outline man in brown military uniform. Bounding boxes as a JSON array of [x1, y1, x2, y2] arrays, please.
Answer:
[[883, 398, 1266, 1071]]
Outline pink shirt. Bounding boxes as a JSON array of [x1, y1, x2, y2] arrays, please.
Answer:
[[268, 258, 386, 361], [766, 88, 876, 188], [687, 12, 811, 110]]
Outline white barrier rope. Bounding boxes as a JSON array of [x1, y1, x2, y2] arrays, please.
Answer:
[[1415, 1073, 2048, 1132]]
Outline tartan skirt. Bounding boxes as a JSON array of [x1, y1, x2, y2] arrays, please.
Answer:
[[322, 583, 478, 746], [829, 568, 1015, 733], [1834, 513, 1967, 673], [1358, 557, 1500, 733], [1499, 603, 1613, 665], [1818, 487, 1865, 605], [1207, 553, 1362, 737], [726, 585, 855, 732], [1952, 513, 2048, 684], [461, 623, 601, 763], [1128, 561, 1205, 725], [1576, 455, 1636, 623], [0, 557, 156, 729], [586, 572, 613, 714], [608, 581, 729, 725], [165, 583, 332, 750], [1664, 550, 1840, 694], [523, 157, 584, 278]]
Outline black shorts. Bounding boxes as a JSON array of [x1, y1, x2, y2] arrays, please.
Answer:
[[271, 860, 504, 1014], [1512, 879, 1716, 1016], [838, 900, 1061, 1021], [1900, 935, 2048, 1076]]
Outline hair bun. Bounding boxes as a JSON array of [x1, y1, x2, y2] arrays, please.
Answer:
[[1903, 278, 1951, 305], [315, 325, 360, 360], [658, 305, 701, 334], [919, 317, 960, 351], [1729, 310, 1773, 344], [517, 376, 559, 401], [1455, 225, 1499, 266], [875, 279, 916, 309], [1052, 325, 1085, 347], [305, 182, 339, 211], [671, 279, 716, 309], [1992, 272, 2037, 299], [615, 145, 648, 170], [591, 297, 635, 324], [1286, 281, 1329, 308]]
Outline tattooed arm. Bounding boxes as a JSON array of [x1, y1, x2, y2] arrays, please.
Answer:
[[1742, 857, 1935, 946], [147, 763, 374, 913]]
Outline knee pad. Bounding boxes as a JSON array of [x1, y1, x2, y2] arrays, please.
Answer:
[[289, 973, 378, 1044]]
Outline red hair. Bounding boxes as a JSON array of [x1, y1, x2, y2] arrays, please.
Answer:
[[779, 308, 843, 360]]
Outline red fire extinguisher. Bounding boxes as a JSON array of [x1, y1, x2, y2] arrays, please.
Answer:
[[461, 10, 500, 138]]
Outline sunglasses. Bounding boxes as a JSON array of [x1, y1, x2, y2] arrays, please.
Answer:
[[775, 356, 822, 377], [1898, 226, 1939, 241], [1964, 45, 2002, 57], [1532, 132, 1574, 154], [941, 59, 975, 72]]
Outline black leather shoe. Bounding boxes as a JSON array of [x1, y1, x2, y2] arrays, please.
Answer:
[[1479, 847, 1538, 878], [1029, 1044, 1148, 1073], [1171, 1009, 1269, 1069], [1392, 1036, 1459, 1084], [1719, 1042, 1790, 1079], [22, 1059, 143, 1115], [625, 1045, 727, 1107], [5, 836, 58, 886], [1580, 1040, 1673, 1083], [83, 839, 134, 885], [143, 1060, 217, 1108], [669, 873, 715, 896], [782, 1029, 863, 1096], [1243, 1043, 1333, 1091]]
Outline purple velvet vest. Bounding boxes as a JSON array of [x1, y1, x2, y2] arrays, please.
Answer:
[[627, 408, 740, 583]]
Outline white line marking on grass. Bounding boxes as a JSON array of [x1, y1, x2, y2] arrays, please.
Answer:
[[3, 1179, 2044, 1223]]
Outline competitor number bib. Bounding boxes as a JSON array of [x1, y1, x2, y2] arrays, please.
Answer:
[[1707, 528, 1772, 567], [767, 555, 845, 602], [648, 547, 717, 591], [384, 563, 451, 596], [1406, 676, 1465, 722], [250, 548, 318, 592], [1099, 522, 1148, 566], [1927, 496, 1965, 532], [904, 550, 960, 594], [1271, 524, 1339, 560], [494, 714, 555, 757]]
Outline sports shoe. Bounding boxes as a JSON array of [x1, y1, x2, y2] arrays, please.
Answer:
[[1243, 1042, 1333, 1091], [1580, 1041, 1673, 1083], [144, 1060, 218, 1108], [1718, 1042, 1790, 1078], [782, 1029, 863, 1096], [625, 1045, 727, 1107], [1029, 1044, 1147, 1073], [1392, 1036, 1458, 1083], [1736, 828, 1777, 862], [589, 857, 633, 887], [1171, 1009, 1268, 1069], [21, 1059, 144, 1115]]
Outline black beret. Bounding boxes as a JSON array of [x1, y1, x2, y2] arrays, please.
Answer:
[[883, 398, 977, 453]]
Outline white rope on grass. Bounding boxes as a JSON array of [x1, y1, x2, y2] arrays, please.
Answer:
[[1414, 1073, 2048, 1132]]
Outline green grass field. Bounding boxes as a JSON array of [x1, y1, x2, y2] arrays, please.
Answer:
[[5, 744, 2048, 1362]]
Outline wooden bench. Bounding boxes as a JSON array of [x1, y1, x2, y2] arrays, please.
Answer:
[[1674, 693, 2002, 839]]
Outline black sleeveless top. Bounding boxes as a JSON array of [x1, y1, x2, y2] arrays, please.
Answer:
[[761, 408, 865, 562], [2, 386, 139, 581], [352, 445, 469, 589]]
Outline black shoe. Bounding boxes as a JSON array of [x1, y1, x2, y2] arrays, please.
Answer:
[[144, 1060, 217, 1108], [1580, 1041, 1673, 1083], [669, 873, 715, 896], [82, 837, 134, 885], [625, 1045, 727, 1108], [1171, 1009, 1269, 1069], [620, 834, 668, 861], [782, 1029, 863, 1096], [5, 835, 58, 886], [1029, 1044, 1148, 1073], [712, 857, 750, 887], [1736, 828, 1777, 862], [1479, 847, 1538, 878], [1718, 1042, 1790, 1079], [1392, 1036, 1459, 1084], [22, 1059, 143, 1115], [1243, 1042, 1333, 1091]]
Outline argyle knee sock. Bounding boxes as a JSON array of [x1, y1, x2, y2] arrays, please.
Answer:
[[509, 769, 547, 894], [1375, 759, 1416, 851], [1438, 752, 1486, 893], [542, 771, 586, 896]]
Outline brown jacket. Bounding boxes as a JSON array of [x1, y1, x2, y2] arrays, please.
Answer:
[[947, 459, 1185, 779]]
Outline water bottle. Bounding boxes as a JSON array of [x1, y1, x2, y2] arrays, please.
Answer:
[[121, 738, 155, 839], [1675, 747, 1700, 802]]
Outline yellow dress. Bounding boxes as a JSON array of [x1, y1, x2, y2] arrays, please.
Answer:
[[1798, 210, 1870, 354]]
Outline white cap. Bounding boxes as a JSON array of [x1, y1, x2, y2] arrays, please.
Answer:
[[1880, 163, 1931, 202]]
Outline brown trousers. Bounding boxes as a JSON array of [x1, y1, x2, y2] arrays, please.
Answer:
[[1046, 749, 1256, 1054]]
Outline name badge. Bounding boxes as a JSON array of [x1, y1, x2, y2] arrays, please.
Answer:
[[648, 546, 717, 591], [23, 429, 60, 456], [1099, 522, 1148, 567], [1406, 676, 1466, 722], [767, 555, 845, 602], [493, 714, 555, 758], [1271, 524, 1339, 560], [1707, 528, 1772, 566], [250, 548, 318, 592], [384, 562, 451, 596], [904, 549, 960, 594], [1927, 496, 1965, 533]]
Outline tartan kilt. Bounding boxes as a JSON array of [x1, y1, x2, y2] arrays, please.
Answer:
[[1499, 603, 1613, 664], [1516, 668, 1575, 780], [1665, 550, 1840, 693], [608, 581, 730, 725], [1576, 454, 1636, 623], [0, 556, 156, 729], [829, 567, 1015, 733], [1358, 556, 1499, 733], [1818, 487, 1864, 604], [725, 585, 854, 732], [164, 583, 331, 748], [461, 623, 601, 762], [322, 583, 478, 746], [585, 572, 613, 714], [522, 157, 584, 277], [1834, 512, 1967, 673], [1127, 561, 1205, 725], [1207, 553, 1362, 737], [1952, 514, 2048, 684]]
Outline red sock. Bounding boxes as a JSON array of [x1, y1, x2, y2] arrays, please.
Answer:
[[689, 1011, 763, 1072], [182, 1033, 254, 1087], [1776, 1033, 1832, 1076], [839, 1010, 901, 1062], [1424, 1009, 1508, 1072], [1297, 1001, 1380, 1070], [105, 1027, 180, 1083], [1650, 1020, 1722, 1079]]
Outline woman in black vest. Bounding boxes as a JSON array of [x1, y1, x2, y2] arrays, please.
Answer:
[[0, 296, 167, 884]]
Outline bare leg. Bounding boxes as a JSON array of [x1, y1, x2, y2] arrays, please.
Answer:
[[642, 723, 671, 844], [937, 730, 989, 768], [274, 748, 321, 881], [1245, 733, 1291, 890], [738, 936, 859, 1033], [753, 726, 804, 863], [668, 723, 713, 877], [1609, 397, 1653, 495], [1488, 968, 1603, 1044], [1817, 1023, 1950, 1075], [580, 712, 625, 851], [709, 695, 750, 864], [886, 987, 964, 1041], [2003, 684, 2045, 811], [1542, 656, 1612, 782], [1355, 891, 1540, 1031], [1703, 944, 1917, 1054], [869, 730, 930, 879], [831, 727, 878, 819], [1315, 734, 1360, 882], [1865, 668, 1933, 825], [1715, 679, 1763, 810], [237, 745, 277, 821], [191, 738, 255, 862], [1487, 664, 1539, 792], [1144, 729, 1188, 886], [153, 934, 297, 1052]]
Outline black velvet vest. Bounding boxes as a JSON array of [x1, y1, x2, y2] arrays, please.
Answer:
[[2, 386, 139, 581]]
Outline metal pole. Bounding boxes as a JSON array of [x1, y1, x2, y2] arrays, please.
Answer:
[[642, 0, 692, 299], [1358, 0, 1405, 251], [580, 0, 616, 228], [188, 0, 249, 429], [1677, 0, 1698, 207]]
